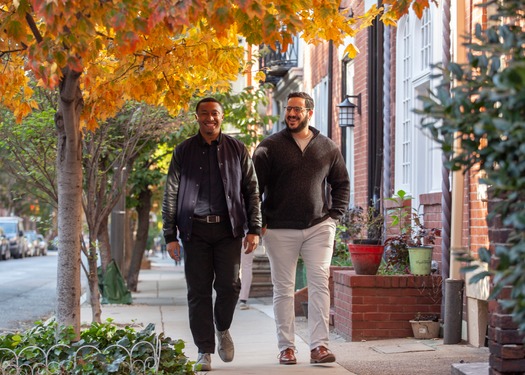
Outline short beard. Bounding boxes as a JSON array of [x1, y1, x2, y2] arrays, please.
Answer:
[[285, 116, 309, 133]]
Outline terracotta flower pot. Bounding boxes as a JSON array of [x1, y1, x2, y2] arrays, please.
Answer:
[[347, 243, 384, 275]]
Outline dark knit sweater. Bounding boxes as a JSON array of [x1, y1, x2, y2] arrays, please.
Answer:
[[253, 126, 350, 229]]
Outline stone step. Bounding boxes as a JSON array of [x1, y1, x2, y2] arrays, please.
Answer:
[[250, 281, 273, 298]]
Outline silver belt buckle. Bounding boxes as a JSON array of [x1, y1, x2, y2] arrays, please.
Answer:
[[207, 215, 220, 223]]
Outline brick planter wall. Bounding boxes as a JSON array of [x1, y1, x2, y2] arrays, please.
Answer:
[[488, 286, 525, 374], [486, 192, 525, 374], [333, 270, 442, 341], [330, 266, 353, 307]]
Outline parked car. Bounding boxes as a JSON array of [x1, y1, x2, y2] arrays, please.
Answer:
[[24, 230, 47, 256], [24, 231, 38, 256], [0, 217, 30, 258], [0, 227, 10, 260]]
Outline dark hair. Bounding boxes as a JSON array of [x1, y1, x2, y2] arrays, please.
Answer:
[[287, 92, 314, 109], [195, 97, 224, 113]]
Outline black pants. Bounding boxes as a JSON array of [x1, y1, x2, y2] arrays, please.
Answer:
[[182, 220, 242, 354]]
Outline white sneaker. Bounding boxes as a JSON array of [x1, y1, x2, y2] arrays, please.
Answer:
[[239, 301, 249, 310], [216, 329, 234, 362], [194, 353, 212, 371]]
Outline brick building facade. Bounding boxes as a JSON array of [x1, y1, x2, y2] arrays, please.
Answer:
[[259, 1, 522, 372]]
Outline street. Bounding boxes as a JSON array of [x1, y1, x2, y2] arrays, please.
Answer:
[[0, 252, 58, 333]]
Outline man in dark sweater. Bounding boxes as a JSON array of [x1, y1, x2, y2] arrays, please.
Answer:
[[253, 91, 350, 366]]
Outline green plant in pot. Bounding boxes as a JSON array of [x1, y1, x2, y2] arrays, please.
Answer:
[[385, 190, 441, 275], [332, 221, 353, 266], [340, 206, 385, 275]]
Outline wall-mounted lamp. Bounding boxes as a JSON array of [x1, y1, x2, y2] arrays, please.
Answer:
[[337, 94, 361, 127]]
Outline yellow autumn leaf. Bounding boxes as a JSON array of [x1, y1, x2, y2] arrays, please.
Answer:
[[344, 44, 360, 59], [254, 71, 266, 82], [23, 85, 34, 98]]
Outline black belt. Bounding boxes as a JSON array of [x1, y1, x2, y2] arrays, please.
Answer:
[[193, 215, 227, 224]]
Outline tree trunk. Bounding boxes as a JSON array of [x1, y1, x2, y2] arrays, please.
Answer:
[[123, 208, 133, 279], [87, 234, 102, 323], [97, 215, 112, 274], [55, 68, 83, 339], [127, 188, 152, 292]]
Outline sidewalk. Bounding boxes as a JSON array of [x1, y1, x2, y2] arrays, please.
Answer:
[[81, 255, 489, 374]]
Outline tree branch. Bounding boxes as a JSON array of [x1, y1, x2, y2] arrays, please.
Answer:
[[25, 12, 43, 43]]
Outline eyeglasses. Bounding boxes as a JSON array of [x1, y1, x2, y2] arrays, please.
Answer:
[[284, 106, 311, 113]]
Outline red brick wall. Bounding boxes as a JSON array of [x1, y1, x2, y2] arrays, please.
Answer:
[[331, 43, 343, 148], [488, 287, 525, 374], [486, 192, 525, 374], [468, 168, 489, 257], [333, 271, 442, 341], [351, 0, 370, 209], [310, 42, 328, 88], [420, 192, 443, 272]]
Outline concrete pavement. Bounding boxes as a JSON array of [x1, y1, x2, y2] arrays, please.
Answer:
[[81, 254, 490, 374]]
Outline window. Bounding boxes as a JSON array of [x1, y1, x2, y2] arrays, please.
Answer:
[[420, 9, 432, 71], [313, 78, 329, 135], [400, 18, 412, 190], [394, 6, 442, 207]]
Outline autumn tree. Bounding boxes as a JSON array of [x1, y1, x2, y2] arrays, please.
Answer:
[[1, 0, 425, 337]]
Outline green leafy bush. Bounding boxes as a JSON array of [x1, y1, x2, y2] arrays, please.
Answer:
[[0, 319, 195, 374], [419, 0, 525, 332]]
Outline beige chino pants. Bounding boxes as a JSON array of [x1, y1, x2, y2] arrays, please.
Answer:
[[263, 218, 336, 352]]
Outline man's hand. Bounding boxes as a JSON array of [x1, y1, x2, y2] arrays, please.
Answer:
[[243, 234, 260, 254], [166, 241, 181, 261]]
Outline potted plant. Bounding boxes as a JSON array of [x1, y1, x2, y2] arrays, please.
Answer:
[[332, 220, 353, 267], [338, 206, 385, 275], [385, 190, 441, 275], [409, 313, 441, 339]]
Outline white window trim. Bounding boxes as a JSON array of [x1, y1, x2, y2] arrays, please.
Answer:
[[394, 6, 443, 208]]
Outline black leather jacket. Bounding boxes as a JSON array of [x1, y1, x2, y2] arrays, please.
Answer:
[[162, 132, 262, 243]]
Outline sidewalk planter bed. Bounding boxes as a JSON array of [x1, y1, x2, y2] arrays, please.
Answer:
[[333, 270, 442, 341]]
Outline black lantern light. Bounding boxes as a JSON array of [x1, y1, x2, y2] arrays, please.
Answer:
[[337, 94, 361, 127]]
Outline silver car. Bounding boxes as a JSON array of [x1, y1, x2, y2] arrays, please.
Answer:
[[0, 217, 30, 258]]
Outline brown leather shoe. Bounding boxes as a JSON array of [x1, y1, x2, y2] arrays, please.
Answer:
[[278, 348, 297, 365], [310, 346, 336, 363]]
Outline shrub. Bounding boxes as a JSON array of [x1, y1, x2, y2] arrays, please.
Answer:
[[419, 0, 525, 333], [0, 319, 195, 374]]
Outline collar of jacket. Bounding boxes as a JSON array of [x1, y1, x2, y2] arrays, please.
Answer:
[[283, 126, 320, 139], [196, 130, 223, 146]]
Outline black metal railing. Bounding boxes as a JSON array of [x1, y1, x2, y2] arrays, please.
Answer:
[[259, 36, 299, 84]]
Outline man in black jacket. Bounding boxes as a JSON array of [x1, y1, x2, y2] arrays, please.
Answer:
[[162, 97, 262, 371], [253, 92, 350, 366]]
